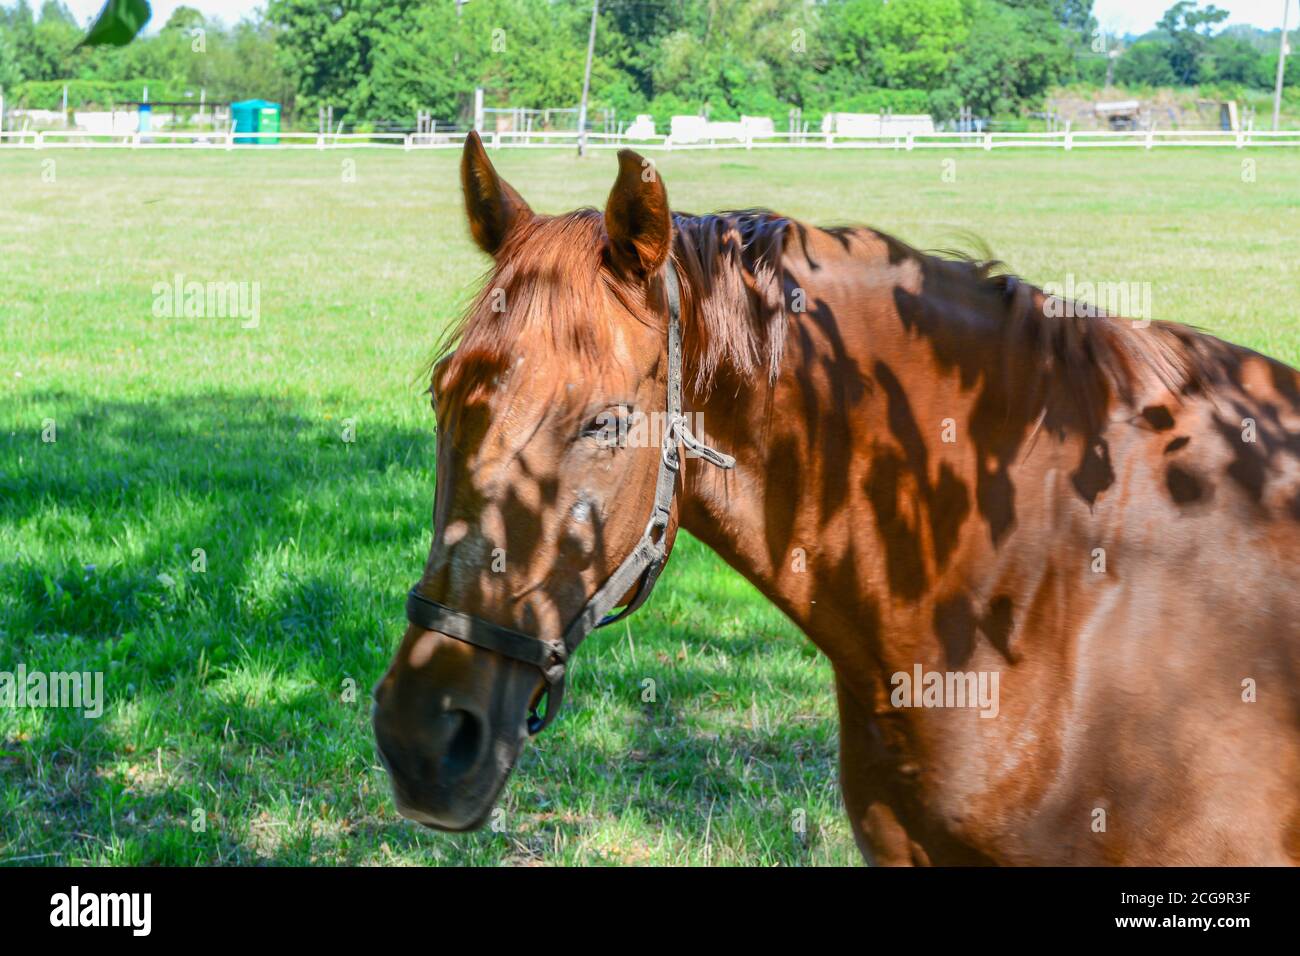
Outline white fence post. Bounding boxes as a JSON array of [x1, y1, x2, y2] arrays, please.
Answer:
[[35, 130, 43, 150], [984, 132, 992, 151], [1146, 129, 1154, 150], [905, 131, 914, 151]]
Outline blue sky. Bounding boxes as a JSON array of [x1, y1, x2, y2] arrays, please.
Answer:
[[61, 0, 267, 30], [1095, 0, 1293, 34], [55, 0, 1298, 37]]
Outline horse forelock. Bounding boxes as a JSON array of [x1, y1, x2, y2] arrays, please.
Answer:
[[433, 209, 653, 424]]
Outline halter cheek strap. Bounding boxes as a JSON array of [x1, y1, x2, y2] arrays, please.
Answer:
[[406, 263, 736, 734]]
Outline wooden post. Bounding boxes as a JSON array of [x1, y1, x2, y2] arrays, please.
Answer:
[[1273, 0, 1293, 131], [576, 0, 598, 156]]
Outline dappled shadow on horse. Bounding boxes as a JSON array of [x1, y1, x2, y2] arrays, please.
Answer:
[[374, 131, 1300, 863]]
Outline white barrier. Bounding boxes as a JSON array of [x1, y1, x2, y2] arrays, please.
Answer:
[[822, 113, 936, 137], [2, 128, 1299, 150], [669, 114, 776, 144]]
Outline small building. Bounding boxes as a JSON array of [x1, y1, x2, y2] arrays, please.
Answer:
[[231, 99, 281, 145]]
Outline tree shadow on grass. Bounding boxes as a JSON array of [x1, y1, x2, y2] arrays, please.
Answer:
[[1, 390, 439, 862], [1, 389, 433, 641]]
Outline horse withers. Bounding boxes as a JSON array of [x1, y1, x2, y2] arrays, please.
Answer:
[[372, 132, 1300, 864]]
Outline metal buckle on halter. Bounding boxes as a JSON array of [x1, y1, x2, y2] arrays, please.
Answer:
[[539, 642, 568, 684], [527, 644, 569, 734], [644, 504, 672, 548], [662, 411, 737, 472], [661, 413, 686, 471]]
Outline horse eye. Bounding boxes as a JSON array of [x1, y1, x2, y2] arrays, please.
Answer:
[[582, 406, 630, 447]]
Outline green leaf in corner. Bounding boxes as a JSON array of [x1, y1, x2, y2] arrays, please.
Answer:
[[76, 0, 152, 49]]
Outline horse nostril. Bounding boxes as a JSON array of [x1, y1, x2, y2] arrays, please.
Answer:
[[436, 709, 482, 780]]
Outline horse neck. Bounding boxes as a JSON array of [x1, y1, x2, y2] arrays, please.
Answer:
[[675, 230, 1069, 667]]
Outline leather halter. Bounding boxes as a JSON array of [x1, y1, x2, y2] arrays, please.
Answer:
[[405, 264, 736, 734]]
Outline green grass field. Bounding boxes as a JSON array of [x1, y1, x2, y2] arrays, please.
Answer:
[[2, 146, 1298, 866]]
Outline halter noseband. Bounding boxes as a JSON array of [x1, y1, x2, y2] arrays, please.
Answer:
[[405, 264, 735, 734]]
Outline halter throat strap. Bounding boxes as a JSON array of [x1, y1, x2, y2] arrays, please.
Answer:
[[405, 262, 735, 734]]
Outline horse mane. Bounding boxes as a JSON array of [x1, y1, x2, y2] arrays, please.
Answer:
[[670, 209, 792, 391], [434, 206, 1226, 435], [876, 231, 1226, 434], [671, 209, 1226, 434]]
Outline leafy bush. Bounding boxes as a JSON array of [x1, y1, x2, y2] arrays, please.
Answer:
[[1115, 42, 1178, 88]]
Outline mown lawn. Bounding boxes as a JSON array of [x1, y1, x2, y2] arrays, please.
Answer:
[[1, 146, 1297, 865]]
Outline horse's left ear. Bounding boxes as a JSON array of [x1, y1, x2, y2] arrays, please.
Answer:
[[604, 149, 672, 279], [461, 130, 533, 256]]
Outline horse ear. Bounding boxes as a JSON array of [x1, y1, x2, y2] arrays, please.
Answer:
[[461, 130, 533, 256], [604, 149, 672, 279]]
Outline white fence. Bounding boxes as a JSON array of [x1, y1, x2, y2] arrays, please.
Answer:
[[3, 128, 1300, 151]]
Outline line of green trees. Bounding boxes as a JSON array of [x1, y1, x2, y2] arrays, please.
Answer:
[[0, 0, 1295, 127], [0, 1, 290, 110], [1110, 2, 1293, 89], [265, 0, 1102, 124]]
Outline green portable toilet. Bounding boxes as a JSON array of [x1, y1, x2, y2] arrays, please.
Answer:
[[230, 99, 281, 145]]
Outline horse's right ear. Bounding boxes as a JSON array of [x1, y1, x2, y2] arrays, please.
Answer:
[[604, 149, 671, 279], [461, 131, 533, 256]]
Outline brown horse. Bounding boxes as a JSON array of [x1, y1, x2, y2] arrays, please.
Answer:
[[373, 132, 1300, 865]]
